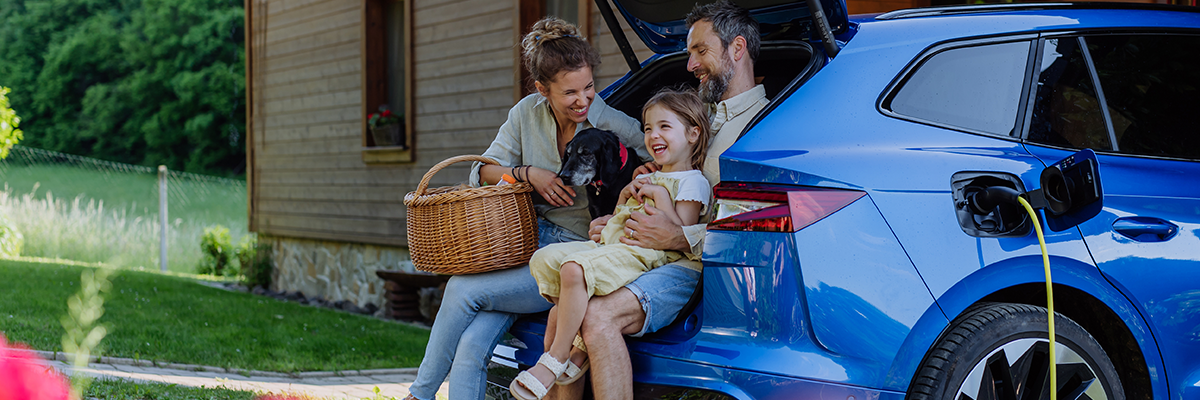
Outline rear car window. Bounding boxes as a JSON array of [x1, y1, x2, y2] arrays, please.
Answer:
[[1027, 37, 1113, 151], [1087, 34, 1200, 159], [885, 41, 1031, 136]]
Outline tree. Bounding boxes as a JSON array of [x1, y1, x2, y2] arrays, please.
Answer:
[[0, 0, 245, 176]]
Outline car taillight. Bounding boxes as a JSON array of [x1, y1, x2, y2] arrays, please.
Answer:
[[708, 183, 866, 232]]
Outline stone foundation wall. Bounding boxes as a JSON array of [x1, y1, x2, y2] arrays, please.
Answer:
[[264, 235, 415, 310]]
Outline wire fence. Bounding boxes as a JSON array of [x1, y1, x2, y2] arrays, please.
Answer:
[[0, 145, 249, 273]]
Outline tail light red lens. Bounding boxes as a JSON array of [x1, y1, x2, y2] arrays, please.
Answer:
[[708, 183, 866, 232]]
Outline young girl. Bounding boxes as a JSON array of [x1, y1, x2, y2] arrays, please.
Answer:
[[510, 88, 711, 399]]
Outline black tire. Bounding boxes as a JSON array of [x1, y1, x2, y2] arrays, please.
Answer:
[[908, 303, 1124, 400]]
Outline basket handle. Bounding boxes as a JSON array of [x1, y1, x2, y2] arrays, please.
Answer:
[[414, 155, 501, 196]]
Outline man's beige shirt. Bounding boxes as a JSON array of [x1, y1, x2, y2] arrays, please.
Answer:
[[678, 85, 769, 269]]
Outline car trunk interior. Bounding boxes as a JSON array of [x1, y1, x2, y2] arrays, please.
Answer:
[[604, 41, 819, 121]]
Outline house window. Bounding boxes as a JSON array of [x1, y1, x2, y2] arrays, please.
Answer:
[[363, 0, 413, 163]]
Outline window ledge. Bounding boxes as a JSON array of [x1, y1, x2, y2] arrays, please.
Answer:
[[362, 146, 413, 164]]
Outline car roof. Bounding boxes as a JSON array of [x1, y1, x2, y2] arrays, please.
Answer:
[[852, 3, 1200, 42]]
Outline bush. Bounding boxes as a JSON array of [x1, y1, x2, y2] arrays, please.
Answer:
[[1, 87, 23, 159], [198, 225, 232, 276], [0, 215, 22, 257], [235, 235, 272, 289]]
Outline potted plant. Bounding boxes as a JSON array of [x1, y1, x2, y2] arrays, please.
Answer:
[[368, 105, 405, 148]]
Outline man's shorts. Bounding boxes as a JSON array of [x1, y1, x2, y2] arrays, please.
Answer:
[[624, 263, 701, 337]]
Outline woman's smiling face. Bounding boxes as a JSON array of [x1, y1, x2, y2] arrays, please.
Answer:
[[537, 66, 596, 127]]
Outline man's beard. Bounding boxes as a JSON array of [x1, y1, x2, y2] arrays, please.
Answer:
[[698, 56, 735, 104]]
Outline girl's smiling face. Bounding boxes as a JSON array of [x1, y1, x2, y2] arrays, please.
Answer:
[[643, 104, 701, 172]]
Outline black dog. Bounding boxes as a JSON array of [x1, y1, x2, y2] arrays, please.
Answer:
[[558, 128, 641, 219]]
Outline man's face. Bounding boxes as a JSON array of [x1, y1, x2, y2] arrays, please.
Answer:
[[687, 20, 735, 104]]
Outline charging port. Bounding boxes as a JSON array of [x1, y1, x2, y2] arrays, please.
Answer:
[[951, 172, 1031, 238]]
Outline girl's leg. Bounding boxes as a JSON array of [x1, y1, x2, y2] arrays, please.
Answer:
[[552, 262, 588, 362], [516, 261, 588, 392], [407, 266, 551, 400], [543, 305, 558, 352]]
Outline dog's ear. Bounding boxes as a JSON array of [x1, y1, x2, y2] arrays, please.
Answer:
[[599, 131, 624, 187]]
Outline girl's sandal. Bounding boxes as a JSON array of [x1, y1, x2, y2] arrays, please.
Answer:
[[510, 353, 569, 400], [556, 335, 590, 386]]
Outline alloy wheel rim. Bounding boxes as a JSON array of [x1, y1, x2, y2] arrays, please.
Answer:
[[957, 338, 1109, 400]]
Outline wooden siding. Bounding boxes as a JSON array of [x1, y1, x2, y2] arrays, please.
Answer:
[[249, 0, 515, 247]]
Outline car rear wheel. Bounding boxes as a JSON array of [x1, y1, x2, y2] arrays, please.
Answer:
[[908, 303, 1123, 400]]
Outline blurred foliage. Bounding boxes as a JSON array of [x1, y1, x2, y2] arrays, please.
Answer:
[[0, 0, 245, 176], [235, 234, 272, 289], [198, 224, 232, 276], [1, 86, 22, 158]]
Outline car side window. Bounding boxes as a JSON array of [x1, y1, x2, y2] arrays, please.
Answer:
[[1086, 34, 1200, 159], [1027, 37, 1113, 151], [885, 41, 1030, 136]]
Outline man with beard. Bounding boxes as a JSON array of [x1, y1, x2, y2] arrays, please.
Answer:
[[550, 1, 768, 398]]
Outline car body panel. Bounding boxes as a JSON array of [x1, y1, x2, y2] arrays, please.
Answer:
[[1026, 144, 1200, 400]]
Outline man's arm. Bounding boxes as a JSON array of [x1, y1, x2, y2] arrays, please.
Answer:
[[618, 205, 691, 252]]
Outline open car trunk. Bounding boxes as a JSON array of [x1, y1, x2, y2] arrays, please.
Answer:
[[604, 42, 821, 121]]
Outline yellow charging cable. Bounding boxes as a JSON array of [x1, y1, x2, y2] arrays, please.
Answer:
[[1017, 196, 1056, 400]]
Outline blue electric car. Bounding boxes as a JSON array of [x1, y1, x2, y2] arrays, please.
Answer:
[[488, 1, 1200, 399]]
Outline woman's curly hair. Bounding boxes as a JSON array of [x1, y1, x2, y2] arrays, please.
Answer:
[[520, 17, 601, 85]]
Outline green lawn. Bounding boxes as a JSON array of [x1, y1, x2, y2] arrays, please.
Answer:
[[86, 379, 257, 400], [0, 259, 429, 372]]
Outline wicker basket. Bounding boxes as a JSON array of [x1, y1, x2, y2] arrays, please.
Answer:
[[404, 155, 538, 275]]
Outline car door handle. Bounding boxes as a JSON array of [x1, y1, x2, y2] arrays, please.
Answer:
[[1113, 217, 1178, 242]]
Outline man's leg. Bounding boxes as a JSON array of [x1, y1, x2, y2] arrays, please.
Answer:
[[574, 264, 701, 399], [581, 287, 645, 399]]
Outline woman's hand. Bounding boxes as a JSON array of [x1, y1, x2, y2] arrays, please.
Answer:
[[527, 166, 576, 207]]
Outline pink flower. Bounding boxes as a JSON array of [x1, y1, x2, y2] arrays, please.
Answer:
[[0, 334, 70, 400]]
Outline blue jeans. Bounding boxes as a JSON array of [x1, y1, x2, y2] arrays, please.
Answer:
[[407, 218, 586, 400], [625, 263, 701, 337]]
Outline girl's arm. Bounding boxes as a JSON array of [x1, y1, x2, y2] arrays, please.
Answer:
[[617, 177, 651, 209], [672, 200, 703, 226], [640, 184, 685, 226]]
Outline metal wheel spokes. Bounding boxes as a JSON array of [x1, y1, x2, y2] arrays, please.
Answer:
[[957, 338, 1110, 400]]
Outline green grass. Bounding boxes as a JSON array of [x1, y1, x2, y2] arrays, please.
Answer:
[[0, 162, 249, 273], [86, 379, 257, 400], [0, 259, 430, 372]]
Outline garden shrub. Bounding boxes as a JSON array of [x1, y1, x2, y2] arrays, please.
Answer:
[[235, 235, 272, 289], [198, 225, 232, 276]]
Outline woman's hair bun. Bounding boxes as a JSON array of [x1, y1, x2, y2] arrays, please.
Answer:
[[521, 17, 580, 59], [520, 17, 599, 85]]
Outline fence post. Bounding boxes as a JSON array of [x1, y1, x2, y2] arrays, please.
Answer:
[[158, 165, 168, 272]]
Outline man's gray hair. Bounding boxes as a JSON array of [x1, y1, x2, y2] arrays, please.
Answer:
[[686, 0, 760, 63]]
